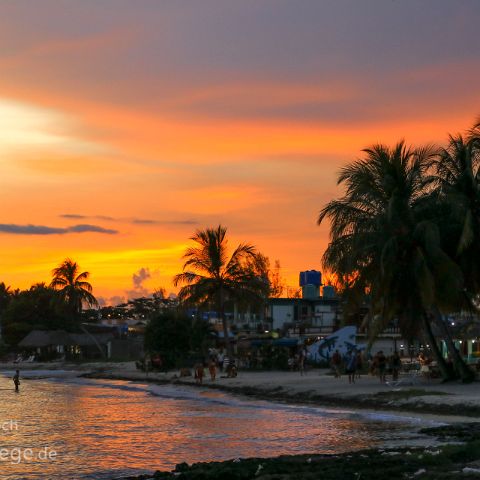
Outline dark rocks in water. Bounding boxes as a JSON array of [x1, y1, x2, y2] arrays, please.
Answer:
[[125, 438, 480, 480], [420, 422, 480, 442]]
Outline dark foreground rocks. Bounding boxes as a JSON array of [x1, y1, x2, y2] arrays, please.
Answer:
[[122, 423, 480, 480]]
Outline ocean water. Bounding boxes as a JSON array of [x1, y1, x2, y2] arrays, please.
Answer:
[[0, 372, 442, 479]]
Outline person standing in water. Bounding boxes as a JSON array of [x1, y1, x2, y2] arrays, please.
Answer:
[[13, 370, 20, 392]]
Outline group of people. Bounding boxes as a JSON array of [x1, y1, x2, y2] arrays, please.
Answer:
[[287, 347, 309, 375], [331, 349, 364, 383], [330, 349, 406, 384], [194, 349, 237, 384]]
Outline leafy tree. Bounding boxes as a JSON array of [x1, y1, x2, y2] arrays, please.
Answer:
[[144, 312, 213, 368], [50, 259, 97, 321], [0, 282, 13, 339], [2, 283, 69, 345], [318, 141, 472, 381], [173, 225, 268, 358]]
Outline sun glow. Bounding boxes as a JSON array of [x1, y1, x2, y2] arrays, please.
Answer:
[[0, 99, 67, 150], [0, 98, 106, 162]]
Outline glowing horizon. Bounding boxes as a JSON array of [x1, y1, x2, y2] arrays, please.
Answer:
[[0, 1, 479, 304]]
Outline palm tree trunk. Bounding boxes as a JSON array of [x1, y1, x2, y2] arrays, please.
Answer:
[[219, 288, 234, 359], [80, 325, 107, 359], [422, 313, 453, 381], [431, 307, 474, 383]]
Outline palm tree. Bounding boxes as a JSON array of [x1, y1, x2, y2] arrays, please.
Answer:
[[174, 225, 269, 358], [50, 259, 97, 322], [318, 141, 471, 381], [428, 128, 480, 381], [433, 129, 480, 298]]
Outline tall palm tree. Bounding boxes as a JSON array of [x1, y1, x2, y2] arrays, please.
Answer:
[[174, 225, 269, 358], [318, 141, 472, 381], [433, 130, 480, 298], [50, 259, 97, 322]]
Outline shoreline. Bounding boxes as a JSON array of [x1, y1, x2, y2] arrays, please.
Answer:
[[86, 371, 480, 420], [78, 369, 480, 479], [2, 361, 479, 418], [79, 366, 480, 419], [2, 362, 480, 479]]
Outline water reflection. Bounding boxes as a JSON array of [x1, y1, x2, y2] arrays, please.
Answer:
[[0, 375, 431, 479]]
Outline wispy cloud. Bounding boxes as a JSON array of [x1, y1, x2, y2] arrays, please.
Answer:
[[0, 223, 118, 235], [60, 214, 115, 221], [131, 218, 198, 225], [61, 214, 86, 219], [60, 214, 197, 225]]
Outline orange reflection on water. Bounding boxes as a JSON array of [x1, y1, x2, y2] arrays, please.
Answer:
[[0, 376, 408, 479]]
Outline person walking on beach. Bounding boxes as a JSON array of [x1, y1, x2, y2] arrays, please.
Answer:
[[376, 351, 387, 383], [391, 351, 401, 381], [299, 347, 308, 376], [12, 370, 20, 392], [208, 358, 216, 381], [418, 352, 431, 380], [194, 362, 204, 384], [345, 351, 357, 384], [217, 351, 225, 372], [331, 349, 342, 378]]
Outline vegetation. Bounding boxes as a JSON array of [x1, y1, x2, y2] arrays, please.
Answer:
[[144, 311, 213, 368], [50, 258, 97, 321], [0, 259, 99, 348], [174, 225, 269, 357], [319, 120, 480, 382], [1, 283, 71, 345]]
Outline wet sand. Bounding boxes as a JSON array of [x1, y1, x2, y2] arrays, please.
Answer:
[[3, 361, 478, 418]]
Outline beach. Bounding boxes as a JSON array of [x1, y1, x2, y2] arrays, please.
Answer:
[[1, 362, 479, 479], [71, 362, 480, 418], [3, 360, 480, 417]]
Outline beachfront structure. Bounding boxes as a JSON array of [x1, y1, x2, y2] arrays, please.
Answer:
[[269, 296, 340, 334], [18, 329, 114, 360], [440, 312, 480, 363], [17, 328, 144, 361], [267, 269, 415, 356]]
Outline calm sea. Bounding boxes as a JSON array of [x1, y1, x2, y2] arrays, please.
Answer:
[[0, 372, 441, 479]]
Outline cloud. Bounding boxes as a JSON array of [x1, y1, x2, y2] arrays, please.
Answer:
[[131, 218, 198, 225], [97, 295, 126, 307], [126, 267, 163, 300], [132, 267, 151, 290], [67, 224, 118, 234], [60, 214, 198, 225], [60, 214, 86, 219], [0, 223, 118, 235]]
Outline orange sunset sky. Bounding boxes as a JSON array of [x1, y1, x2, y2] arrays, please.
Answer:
[[0, 1, 479, 305]]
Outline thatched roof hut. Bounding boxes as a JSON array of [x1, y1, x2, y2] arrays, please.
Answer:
[[18, 330, 114, 349], [18, 330, 73, 348]]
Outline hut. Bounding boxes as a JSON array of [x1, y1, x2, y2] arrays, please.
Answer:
[[18, 330, 72, 361], [18, 329, 114, 360]]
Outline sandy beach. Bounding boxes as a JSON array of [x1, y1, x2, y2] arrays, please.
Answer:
[[3, 361, 478, 418], [91, 363, 480, 417], [2, 361, 480, 479]]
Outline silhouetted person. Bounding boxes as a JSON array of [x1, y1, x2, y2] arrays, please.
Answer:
[[391, 351, 401, 381], [376, 351, 387, 383], [208, 358, 217, 381], [13, 370, 20, 392], [331, 350, 342, 378], [346, 351, 357, 384]]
